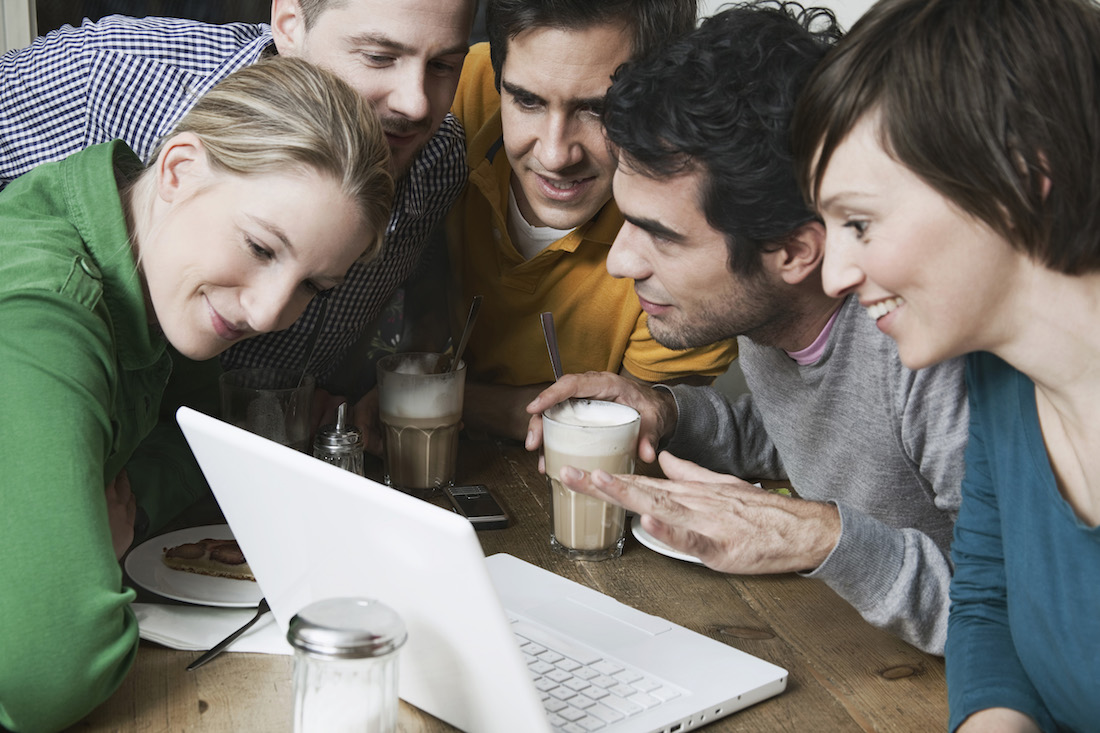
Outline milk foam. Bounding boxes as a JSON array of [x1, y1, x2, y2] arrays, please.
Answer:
[[378, 353, 465, 419], [543, 400, 640, 456]]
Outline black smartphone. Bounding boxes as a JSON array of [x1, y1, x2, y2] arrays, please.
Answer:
[[443, 484, 510, 530]]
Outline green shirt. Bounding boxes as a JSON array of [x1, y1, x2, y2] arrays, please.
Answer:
[[0, 141, 171, 732]]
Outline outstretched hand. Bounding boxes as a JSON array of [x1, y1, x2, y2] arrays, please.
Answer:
[[557, 452, 841, 574], [525, 371, 676, 463]]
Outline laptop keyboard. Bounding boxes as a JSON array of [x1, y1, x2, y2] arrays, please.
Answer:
[[510, 616, 682, 732]]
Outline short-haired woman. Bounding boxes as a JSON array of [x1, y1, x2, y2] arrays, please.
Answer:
[[791, 0, 1100, 730]]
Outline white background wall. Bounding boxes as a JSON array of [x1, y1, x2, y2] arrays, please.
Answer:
[[700, 0, 875, 29], [1, 0, 35, 53]]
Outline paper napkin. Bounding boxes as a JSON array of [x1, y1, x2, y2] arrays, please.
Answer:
[[132, 602, 293, 655]]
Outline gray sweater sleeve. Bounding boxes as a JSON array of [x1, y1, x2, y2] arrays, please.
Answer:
[[660, 297, 965, 655], [806, 350, 966, 655], [662, 386, 786, 480]]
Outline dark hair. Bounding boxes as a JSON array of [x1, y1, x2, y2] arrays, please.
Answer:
[[298, 0, 479, 29], [485, 0, 698, 91], [791, 0, 1100, 275], [603, 1, 840, 276]]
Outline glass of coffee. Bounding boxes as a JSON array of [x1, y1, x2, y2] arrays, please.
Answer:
[[376, 353, 466, 497], [220, 368, 314, 452], [543, 400, 640, 561]]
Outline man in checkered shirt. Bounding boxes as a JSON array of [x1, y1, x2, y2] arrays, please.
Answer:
[[0, 0, 476, 535], [1, 0, 475, 389]]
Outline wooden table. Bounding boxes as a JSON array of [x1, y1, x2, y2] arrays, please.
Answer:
[[68, 436, 947, 732]]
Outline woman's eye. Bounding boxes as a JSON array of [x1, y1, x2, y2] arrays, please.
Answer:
[[844, 219, 869, 238], [247, 238, 273, 260]]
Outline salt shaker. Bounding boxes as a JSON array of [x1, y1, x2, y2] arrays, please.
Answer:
[[313, 402, 364, 475], [288, 597, 407, 733]]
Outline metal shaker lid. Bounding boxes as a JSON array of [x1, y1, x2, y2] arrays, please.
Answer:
[[314, 402, 363, 451], [287, 597, 407, 658]]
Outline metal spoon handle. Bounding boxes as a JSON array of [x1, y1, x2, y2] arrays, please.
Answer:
[[187, 598, 271, 671], [450, 295, 482, 373], [540, 312, 564, 381]]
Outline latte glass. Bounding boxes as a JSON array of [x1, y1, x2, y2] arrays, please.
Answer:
[[543, 400, 640, 561], [377, 353, 466, 497]]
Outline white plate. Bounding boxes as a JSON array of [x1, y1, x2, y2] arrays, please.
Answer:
[[124, 525, 263, 608], [630, 515, 702, 565]]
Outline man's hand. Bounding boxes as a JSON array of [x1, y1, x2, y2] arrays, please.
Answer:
[[525, 371, 677, 463], [557, 452, 840, 574], [105, 470, 136, 560]]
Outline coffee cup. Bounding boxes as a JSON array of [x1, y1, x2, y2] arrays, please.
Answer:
[[542, 400, 640, 561], [376, 353, 466, 497]]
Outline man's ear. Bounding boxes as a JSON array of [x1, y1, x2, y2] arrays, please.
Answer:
[[270, 0, 307, 55], [760, 221, 826, 286], [155, 132, 210, 204]]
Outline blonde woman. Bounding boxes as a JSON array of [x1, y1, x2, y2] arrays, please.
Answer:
[[792, 0, 1100, 730], [0, 57, 392, 733]]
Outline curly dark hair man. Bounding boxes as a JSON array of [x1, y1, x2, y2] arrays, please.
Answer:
[[526, 1, 972, 657], [604, 0, 840, 277]]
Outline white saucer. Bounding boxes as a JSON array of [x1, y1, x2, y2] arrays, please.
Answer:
[[124, 524, 263, 608], [630, 515, 702, 564]]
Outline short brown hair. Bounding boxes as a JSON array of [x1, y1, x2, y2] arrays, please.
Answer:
[[791, 0, 1100, 275], [486, 0, 698, 91]]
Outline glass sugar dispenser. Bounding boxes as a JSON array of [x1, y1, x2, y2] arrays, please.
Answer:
[[313, 402, 365, 475], [288, 597, 407, 733]]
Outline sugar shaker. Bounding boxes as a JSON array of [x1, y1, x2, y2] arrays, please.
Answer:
[[313, 402, 364, 475], [288, 597, 407, 733]]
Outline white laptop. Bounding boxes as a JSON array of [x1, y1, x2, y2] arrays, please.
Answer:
[[176, 406, 787, 733]]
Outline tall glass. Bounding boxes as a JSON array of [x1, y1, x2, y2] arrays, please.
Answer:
[[376, 353, 466, 497], [219, 368, 314, 452], [543, 400, 640, 561]]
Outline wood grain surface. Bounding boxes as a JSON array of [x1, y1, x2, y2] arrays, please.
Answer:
[[67, 436, 946, 732]]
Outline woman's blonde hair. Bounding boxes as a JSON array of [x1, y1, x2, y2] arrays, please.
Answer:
[[151, 56, 394, 262]]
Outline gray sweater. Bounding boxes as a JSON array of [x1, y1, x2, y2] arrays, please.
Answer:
[[666, 294, 966, 654]]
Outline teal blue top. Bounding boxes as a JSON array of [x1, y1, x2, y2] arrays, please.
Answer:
[[0, 141, 172, 732], [947, 352, 1100, 732]]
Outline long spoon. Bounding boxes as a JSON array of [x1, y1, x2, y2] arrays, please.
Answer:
[[449, 295, 482, 373], [540, 311, 564, 381]]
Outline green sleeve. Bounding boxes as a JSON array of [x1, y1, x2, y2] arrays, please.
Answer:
[[0, 291, 138, 733]]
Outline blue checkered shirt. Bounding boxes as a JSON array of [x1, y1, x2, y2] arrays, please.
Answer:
[[1, 15, 467, 385]]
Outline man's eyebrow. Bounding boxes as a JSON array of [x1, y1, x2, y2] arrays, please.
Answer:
[[502, 80, 605, 111], [501, 80, 542, 102], [346, 32, 468, 58], [623, 213, 684, 242]]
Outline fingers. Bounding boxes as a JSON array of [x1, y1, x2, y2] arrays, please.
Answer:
[[658, 452, 724, 482], [559, 467, 683, 521], [658, 451, 753, 487], [525, 372, 625, 415], [637, 433, 660, 464], [525, 413, 545, 453]]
